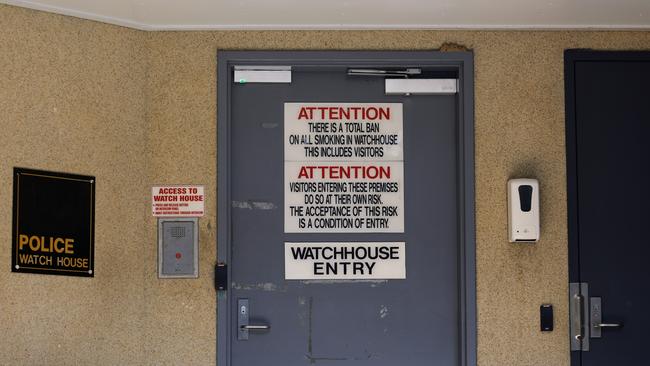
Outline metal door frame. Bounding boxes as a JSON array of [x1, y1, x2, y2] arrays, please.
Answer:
[[565, 50, 650, 364], [217, 51, 476, 366]]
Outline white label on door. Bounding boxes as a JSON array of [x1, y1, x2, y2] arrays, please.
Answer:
[[284, 102, 405, 233], [285, 242, 406, 280], [284, 161, 404, 233], [284, 103, 403, 162]]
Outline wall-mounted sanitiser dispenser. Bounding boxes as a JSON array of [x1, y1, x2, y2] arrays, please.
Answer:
[[508, 178, 539, 242]]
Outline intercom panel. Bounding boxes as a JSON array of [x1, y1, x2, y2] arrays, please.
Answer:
[[158, 218, 199, 278]]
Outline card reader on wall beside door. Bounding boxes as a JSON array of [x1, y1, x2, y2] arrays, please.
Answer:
[[508, 178, 539, 242]]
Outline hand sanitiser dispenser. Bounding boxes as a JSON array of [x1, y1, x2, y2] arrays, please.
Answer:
[[508, 178, 540, 242]]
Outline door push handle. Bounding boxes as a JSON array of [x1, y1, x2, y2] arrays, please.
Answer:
[[241, 324, 270, 331], [570, 282, 590, 351], [573, 293, 585, 341], [594, 323, 623, 329]]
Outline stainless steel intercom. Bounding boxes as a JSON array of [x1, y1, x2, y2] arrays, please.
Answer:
[[158, 217, 199, 278]]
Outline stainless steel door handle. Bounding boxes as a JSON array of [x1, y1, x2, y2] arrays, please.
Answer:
[[591, 297, 623, 338], [573, 293, 585, 341], [570, 283, 590, 350], [238, 299, 271, 340], [241, 325, 270, 330]]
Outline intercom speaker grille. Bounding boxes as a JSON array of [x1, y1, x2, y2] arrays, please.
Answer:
[[170, 226, 186, 238]]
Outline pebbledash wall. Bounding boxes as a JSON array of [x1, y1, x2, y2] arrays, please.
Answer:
[[2, 3, 650, 365]]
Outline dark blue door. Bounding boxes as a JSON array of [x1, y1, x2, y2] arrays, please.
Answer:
[[566, 51, 650, 366]]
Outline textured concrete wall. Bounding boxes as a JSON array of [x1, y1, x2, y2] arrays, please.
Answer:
[[0, 4, 148, 365], [3, 3, 650, 366], [145, 30, 650, 366]]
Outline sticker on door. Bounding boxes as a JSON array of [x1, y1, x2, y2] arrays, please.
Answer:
[[285, 242, 406, 280], [284, 103, 405, 233]]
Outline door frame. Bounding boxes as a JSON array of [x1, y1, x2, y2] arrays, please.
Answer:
[[564, 50, 650, 364], [217, 51, 476, 366]]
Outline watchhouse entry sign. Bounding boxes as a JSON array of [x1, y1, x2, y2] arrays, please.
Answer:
[[284, 103, 406, 280], [12, 168, 95, 277]]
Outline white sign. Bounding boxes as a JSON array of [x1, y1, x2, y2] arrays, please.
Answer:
[[284, 103, 403, 162], [285, 242, 406, 280], [151, 185, 204, 217], [284, 103, 405, 233], [285, 162, 404, 233]]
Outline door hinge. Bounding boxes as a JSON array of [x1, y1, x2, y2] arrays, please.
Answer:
[[215, 262, 228, 291], [233, 66, 291, 84]]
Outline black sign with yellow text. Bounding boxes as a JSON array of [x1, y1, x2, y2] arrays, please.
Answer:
[[12, 168, 95, 277]]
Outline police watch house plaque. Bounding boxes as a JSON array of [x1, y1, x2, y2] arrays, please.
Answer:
[[12, 168, 95, 277]]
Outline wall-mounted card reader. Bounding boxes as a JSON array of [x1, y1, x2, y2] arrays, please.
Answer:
[[158, 218, 199, 278], [508, 178, 540, 242]]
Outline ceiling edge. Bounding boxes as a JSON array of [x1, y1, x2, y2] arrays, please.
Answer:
[[3, 0, 650, 32], [2, 0, 149, 30], [152, 23, 650, 31]]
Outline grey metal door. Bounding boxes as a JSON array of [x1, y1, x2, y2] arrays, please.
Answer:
[[218, 51, 475, 366]]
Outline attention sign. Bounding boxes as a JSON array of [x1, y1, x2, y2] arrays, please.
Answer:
[[151, 185, 204, 217], [12, 168, 95, 277], [284, 103, 405, 233]]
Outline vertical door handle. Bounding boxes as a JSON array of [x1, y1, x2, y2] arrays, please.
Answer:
[[574, 293, 584, 341], [570, 282, 590, 351]]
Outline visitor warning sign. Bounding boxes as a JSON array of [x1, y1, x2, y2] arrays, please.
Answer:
[[285, 162, 403, 232], [285, 242, 406, 280], [152, 185, 204, 217], [284, 103, 404, 233]]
